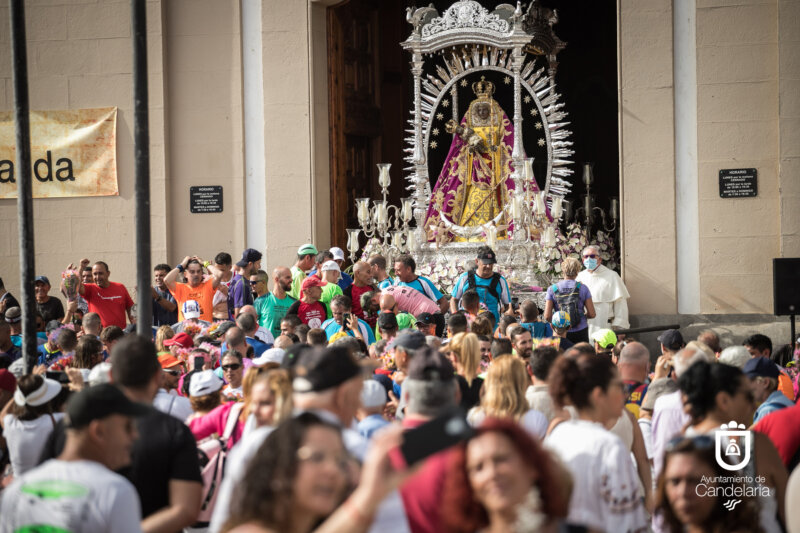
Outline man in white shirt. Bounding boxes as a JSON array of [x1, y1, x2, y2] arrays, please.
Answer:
[[575, 244, 630, 337], [0, 384, 148, 532]]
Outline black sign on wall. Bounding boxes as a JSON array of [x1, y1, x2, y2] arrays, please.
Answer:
[[719, 169, 757, 198], [190, 186, 223, 213]]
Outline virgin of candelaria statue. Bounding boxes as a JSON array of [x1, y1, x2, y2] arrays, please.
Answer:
[[424, 76, 520, 243]]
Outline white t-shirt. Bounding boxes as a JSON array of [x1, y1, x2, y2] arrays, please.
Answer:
[[153, 389, 193, 422], [0, 459, 142, 533], [3, 413, 65, 476], [545, 419, 648, 533], [467, 408, 548, 440]]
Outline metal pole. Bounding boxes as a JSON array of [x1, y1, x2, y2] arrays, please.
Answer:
[[791, 315, 796, 352], [9, 0, 37, 374], [132, 0, 152, 334]]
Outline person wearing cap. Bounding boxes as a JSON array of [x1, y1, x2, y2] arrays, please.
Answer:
[[33, 275, 65, 324], [415, 312, 437, 337], [186, 369, 224, 422], [153, 355, 193, 421], [0, 374, 64, 477], [549, 310, 575, 350], [744, 333, 795, 401], [398, 346, 460, 533], [228, 248, 262, 320], [164, 255, 224, 323], [0, 383, 147, 532], [658, 328, 685, 359], [319, 259, 345, 317], [388, 330, 428, 401], [746, 357, 794, 423], [377, 312, 400, 343], [290, 243, 319, 299], [151, 263, 178, 327], [210, 345, 412, 533], [328, 246, 354, 290], [576, 244, 630, 338], [172, 299, 212, 334], [286, 276, 328, 328], [450, 245, 511, 324], [617, 341, 651, 418], [356, 379, 390, 439], [322, 295, 375, 345], [393, 254, 448, 313], [5, 306, 23, 347], [592, 328, 618, 359], [69, 259, 135, 329]]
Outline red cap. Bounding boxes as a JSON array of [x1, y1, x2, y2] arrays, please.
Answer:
[[300, 276, 325, 298], [0, 369, 16, 392], [163, 332, 194, 349]]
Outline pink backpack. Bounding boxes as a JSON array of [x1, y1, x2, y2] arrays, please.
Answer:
[[194, 402, 243, 526]]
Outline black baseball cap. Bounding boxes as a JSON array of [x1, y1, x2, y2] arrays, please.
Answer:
[[236, 248, 263, 267], [657, 329, 685, 351], [292, 346, 364, 392], [415, 312, 435, 326], [391, 330, 427, 352], [377, 312, 398, 330], [743, 357, 780, 380], [66, 383, 150, 429], [34, 276, 51, 286], [407, 346, 455, 382], [477, 246, 497, 264]]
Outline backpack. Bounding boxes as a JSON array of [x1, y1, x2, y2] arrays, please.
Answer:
[[467, 270, 502, 301], [194, 402, 243, 526], [550, 282, 583, 327]]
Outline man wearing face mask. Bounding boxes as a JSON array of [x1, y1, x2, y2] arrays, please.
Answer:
[[576, 244, 630, 338]]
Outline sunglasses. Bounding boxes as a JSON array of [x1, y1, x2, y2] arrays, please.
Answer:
[[583, 254, 598, 259], [665, 435, 713, 453], [249, 280, 263, 286], [164, 369, 180, 376], [222, 364, 242, 371]]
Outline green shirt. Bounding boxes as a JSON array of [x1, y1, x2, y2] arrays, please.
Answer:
[[289, 266, 305, 300], [375, 312, 416, 341], [320, 283, 343, 319], [255, 292, 297, 338]]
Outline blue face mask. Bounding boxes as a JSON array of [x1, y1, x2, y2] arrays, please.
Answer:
[[583, 258, 598, 270]]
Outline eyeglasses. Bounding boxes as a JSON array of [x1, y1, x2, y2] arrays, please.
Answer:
[[164, 369, 180, 376], [583, 254, 598, 259], [221, 364, 242, 371]]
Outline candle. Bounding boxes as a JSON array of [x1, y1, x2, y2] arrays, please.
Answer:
[[346, 229, 360, 253], [524, 158, 534, 182], [401, 197, 414, 222], [486, 225, 497, 249], [512, 195, 523, 220], [377, 163, 392, 189], [534, 193, 545, 215], [547, 226, 556, 247], [551, 197, 562, 219], [610, 198, 619, 221], [406, 230, 417, 251], [356, 198, 370, 225]]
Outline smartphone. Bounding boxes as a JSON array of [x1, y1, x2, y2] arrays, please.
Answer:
[[342, 313, 351, 328], [193, 356, 204, 372], [389, 407, 473, 470]]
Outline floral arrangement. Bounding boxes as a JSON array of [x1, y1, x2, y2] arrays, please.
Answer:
[[61, 269, 80, 302], [49, 354, 74, 371]]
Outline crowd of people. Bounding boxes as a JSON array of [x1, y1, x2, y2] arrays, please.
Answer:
[[0, 242, 799, 533]]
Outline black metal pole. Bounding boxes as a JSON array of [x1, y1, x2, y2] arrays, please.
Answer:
[[132, 0, 152, 335], [791, 315, 796, 352], [9, 0, 37, 374]]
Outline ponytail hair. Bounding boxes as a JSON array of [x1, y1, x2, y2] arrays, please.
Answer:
[[548, 353, 616, 409], [678, 361, 743, 422]]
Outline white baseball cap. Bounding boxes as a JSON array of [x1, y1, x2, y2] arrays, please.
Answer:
[[252, 347, 286, 367], [88, 362, 113, 387], [329, 247, 345, 261], [321, 260, 341, 273], [189, 370, 223, 397], [360, 379, 387, 408], [182, 300, 201, 320]]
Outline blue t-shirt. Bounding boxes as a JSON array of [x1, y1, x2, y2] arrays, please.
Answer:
[[394, 276, 443, 304], [377, 277, 394, 290], [519, 321, 552, 339], [246, 337, 270, 357], [451, 271, 511, 324], [321, 317, 376, 345], [36, 344, 62, 367], [227, 273, 254, 320], [545, 280, 592, 332], [357, 414, 391, 440]]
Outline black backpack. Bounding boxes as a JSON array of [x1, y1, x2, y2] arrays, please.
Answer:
[[467, 270, 502, 301], [551, 282, 583, 326]]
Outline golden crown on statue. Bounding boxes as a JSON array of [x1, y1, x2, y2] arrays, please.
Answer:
[[472, 76, 495, 99]]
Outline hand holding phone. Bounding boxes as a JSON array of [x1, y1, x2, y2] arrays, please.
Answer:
[[389, 407, 473, 470]]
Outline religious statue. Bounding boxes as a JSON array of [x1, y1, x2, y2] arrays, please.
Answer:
[[424, 76, 518, 242]]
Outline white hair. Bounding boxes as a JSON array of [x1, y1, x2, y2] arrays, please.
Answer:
[[582, 244, 601, 255], [673, 346, 715, 377], [718, 346, 751, 369]]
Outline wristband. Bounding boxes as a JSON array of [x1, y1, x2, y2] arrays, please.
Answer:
[[176, 264, 184, 273]]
